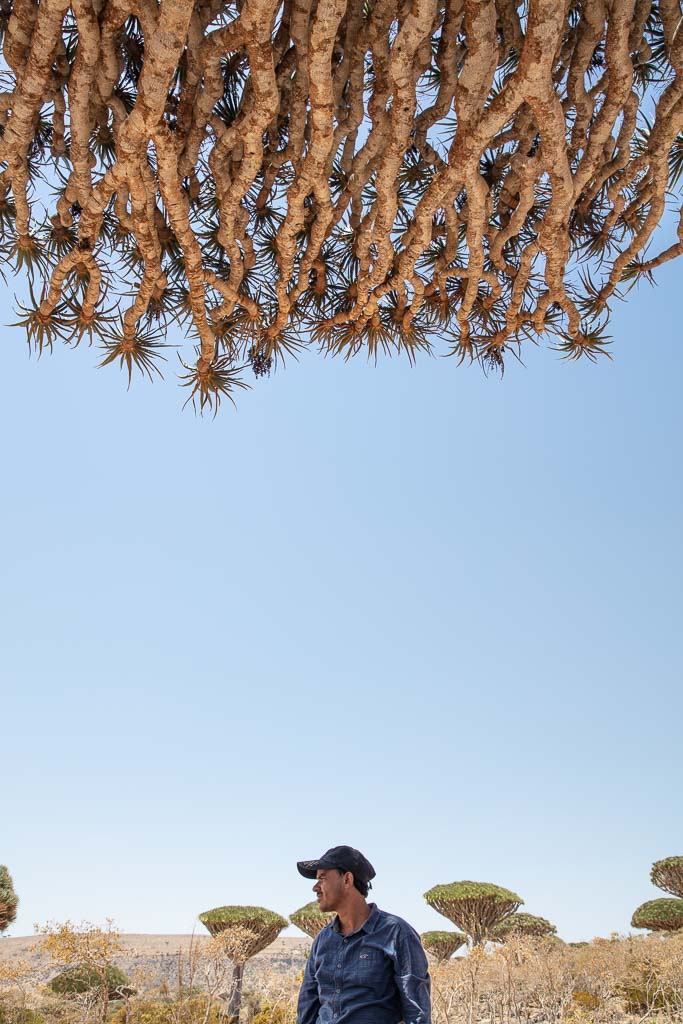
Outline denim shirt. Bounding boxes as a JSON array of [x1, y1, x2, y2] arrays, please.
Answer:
[[296, 904, 431, 1024]]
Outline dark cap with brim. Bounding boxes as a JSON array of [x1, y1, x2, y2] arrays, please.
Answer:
[[297, 845, 376, 883]]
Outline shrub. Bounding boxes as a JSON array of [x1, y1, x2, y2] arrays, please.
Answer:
[[110, 996, 220, 1024], [572, 990, 600, 1011], [252, 1000, 295, 1024], [48, 966, 133, 999]]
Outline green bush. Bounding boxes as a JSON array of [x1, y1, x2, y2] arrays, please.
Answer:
[[252, 1001, 294, 1024], [0, 1007, 45, 1024], [48, 966, 133, 999], [572, 991, 600, 1011], [620, 981, 671, 1014], [110, 997, 220, 1024]]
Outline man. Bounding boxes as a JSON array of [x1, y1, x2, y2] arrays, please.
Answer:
[[296, 846, 431, 1024]]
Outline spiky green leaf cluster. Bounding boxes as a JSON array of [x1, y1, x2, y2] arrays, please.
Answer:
[[0, 1, 681, 411], [490, 913, 557, 941], [199, 906, 287, 929], [198, 905, 288, 961], [0, 866, 18, 933], [425, 882, 522, 904], [289, 902, 335, 939], [420, 930, 467, 961], [651, 857, 683, 899], [424, 881, 523, 945], [631, 899, 683, 933]]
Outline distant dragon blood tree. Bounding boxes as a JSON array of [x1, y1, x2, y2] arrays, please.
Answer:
[[424, 881, 523, 946], [0, 1, 682, 410], [631, 855, 683, 935], [420, 930, 467, 961], [631, 898, 683, 933], [650, 857, 683, 899], [198, 906, 287, 1023], [490, 912, 557, 941], [0, 866, 18, 934], [289, 901, 335, 939]]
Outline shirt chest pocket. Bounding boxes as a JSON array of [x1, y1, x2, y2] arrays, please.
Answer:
[[356, 948, 384, 986]]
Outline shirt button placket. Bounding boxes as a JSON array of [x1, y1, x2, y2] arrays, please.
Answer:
[[335, 939, 346, 1016]]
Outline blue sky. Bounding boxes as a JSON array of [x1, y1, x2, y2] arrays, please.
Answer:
[[1, 258, 681, 946]]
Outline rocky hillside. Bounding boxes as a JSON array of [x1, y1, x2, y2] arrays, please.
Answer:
[[0, 935, 310, 992]]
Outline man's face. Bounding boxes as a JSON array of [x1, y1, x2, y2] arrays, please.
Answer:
[[313, 868, 348, 911]]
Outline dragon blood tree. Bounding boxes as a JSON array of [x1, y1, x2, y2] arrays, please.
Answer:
[[198, 906, 287, 1023], [0, 867, 18, 934], [1, 2, 683, 411], [650, 857, 683, 899], [420, 931, 467, 962], [490, 912, 557, 942], [289, 901, 335, 939], [631, 898, 683, 934], [424, 881, 523, 947]]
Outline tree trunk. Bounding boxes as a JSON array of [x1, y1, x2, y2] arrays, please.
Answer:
[[226, 962, 244, 1024]]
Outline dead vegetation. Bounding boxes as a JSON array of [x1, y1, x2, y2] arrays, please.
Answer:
[[2, 930, 683, 1024]]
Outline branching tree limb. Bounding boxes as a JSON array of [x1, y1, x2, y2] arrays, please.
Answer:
[[1, 0, 682, 410]]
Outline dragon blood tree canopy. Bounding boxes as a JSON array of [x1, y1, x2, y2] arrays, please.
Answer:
[[198, 906, 288, 962], [1, 1, 683, 411], [651, 857, 683, 899], [490, 912, 557, 941], [289, 901, 336, 939], [420, 930, 467, 962], [631, 898, 683, 933], [0, 866, 18, 933], [424, 881, 523, 945]]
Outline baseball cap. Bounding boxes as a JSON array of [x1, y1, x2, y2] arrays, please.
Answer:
[[297, 845, 376, 883]]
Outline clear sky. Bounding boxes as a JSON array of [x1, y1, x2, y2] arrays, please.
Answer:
[[1, 256, 681, 947]]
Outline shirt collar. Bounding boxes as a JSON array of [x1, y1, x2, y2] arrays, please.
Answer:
[[332, 903, 379, 935]]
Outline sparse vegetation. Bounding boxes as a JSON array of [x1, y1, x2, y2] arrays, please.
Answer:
[[2, 928, 683, 1024], [37, 921, 124, 1024]]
